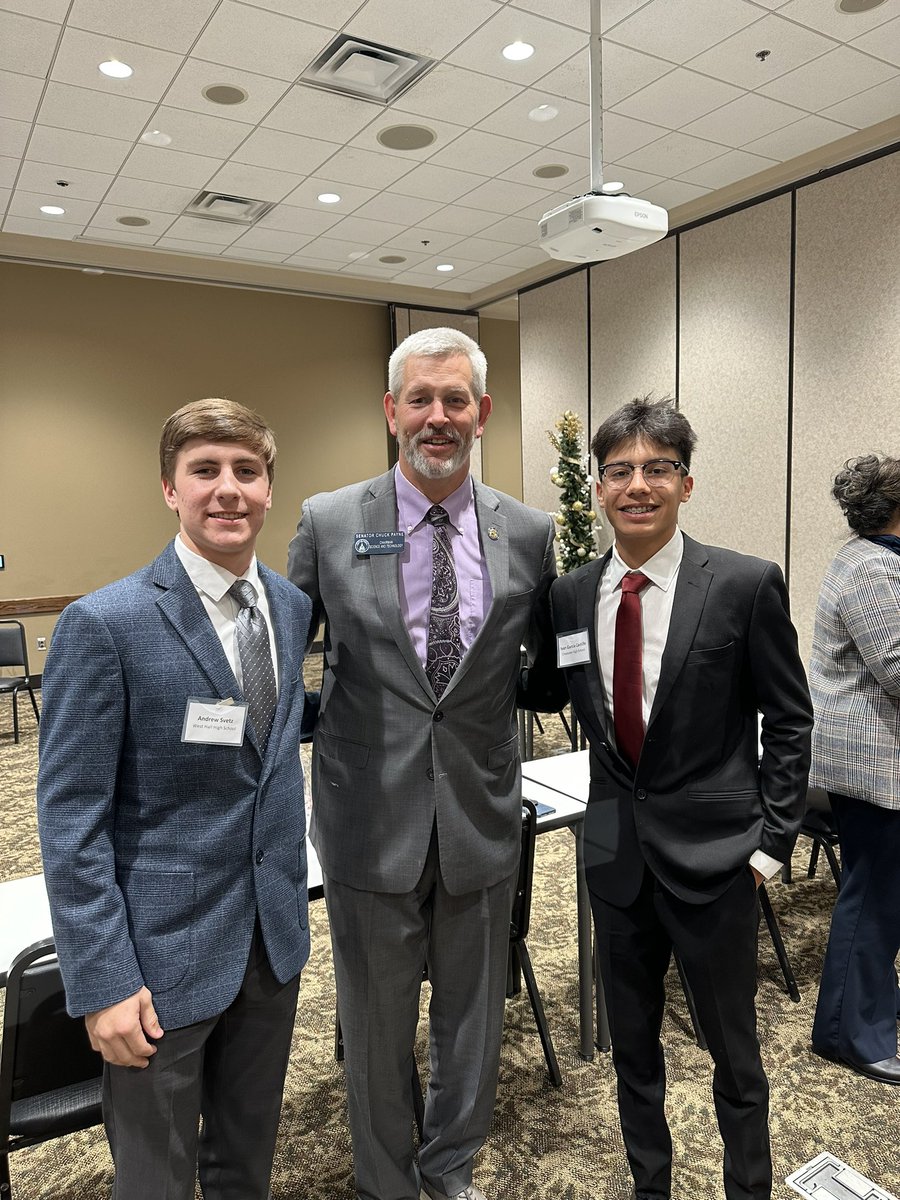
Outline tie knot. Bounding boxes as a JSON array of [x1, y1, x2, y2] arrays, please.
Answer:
[[229, 579, 258, 610], [620, 571, 650, 596], [425, 505, 450, 528]]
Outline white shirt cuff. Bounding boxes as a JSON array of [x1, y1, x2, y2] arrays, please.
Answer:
[[749, 849, 783, 880]]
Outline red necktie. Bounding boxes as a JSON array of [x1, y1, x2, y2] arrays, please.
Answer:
[[613, 572, 650, 769]]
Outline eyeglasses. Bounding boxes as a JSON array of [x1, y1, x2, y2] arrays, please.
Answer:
[[598, 459, 686, 488]]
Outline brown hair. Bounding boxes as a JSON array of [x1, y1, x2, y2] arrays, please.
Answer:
[[832, 454, 900, 535], [159, 398, 276, 483]]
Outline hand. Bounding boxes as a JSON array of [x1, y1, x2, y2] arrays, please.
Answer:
[[751, 866, 765, 889], [85, 987, 163, 1067]]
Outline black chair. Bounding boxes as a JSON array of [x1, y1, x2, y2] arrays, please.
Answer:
[[0, 939, 104, 1198], [800, 787, 842, 888], [0, 621, 40, 744]]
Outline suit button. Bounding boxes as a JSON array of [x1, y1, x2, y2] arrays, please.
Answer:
[[255, 849, 265, 864], [433, 711, 444, 722], [635, 789, 647, 801], [426, 767, 435, 781]]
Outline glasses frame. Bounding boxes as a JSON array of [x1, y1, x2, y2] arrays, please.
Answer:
[[597, 458, 687, 488]]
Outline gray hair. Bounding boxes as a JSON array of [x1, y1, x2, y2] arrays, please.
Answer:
[[832, 454, 900, 536], [388, 327, 487, 400], [591, 395, 697, 469]]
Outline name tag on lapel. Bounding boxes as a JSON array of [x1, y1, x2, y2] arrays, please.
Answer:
[[557, 629, 591, 668], [354, 532, 405, 555], [182, 698, 248, 746]]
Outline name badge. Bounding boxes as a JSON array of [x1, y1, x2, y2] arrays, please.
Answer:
[[181, 697, 248, 746], [354, 531, 405, 555], [557, 629, 591, 668]]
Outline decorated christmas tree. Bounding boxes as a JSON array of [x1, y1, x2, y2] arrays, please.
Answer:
[[547, 410, 600, 574]]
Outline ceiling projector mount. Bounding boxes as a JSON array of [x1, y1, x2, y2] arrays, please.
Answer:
[[538, 0, 668, 263]]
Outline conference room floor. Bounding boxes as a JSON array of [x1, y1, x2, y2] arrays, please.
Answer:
[[2, 689, 898, 1200]]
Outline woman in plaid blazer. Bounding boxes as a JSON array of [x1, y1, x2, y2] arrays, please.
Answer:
[[809, 454, 900, 1085]]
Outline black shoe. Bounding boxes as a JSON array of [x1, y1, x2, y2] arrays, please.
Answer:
[[813, 1045, 900, 1084]]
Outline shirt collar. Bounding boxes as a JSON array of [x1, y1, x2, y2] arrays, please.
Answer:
[[394, 465, 474, 534], [174, 534, 260, 603], [608, 528, 683, 593]]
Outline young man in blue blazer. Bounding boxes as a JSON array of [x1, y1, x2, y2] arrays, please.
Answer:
[[37, 398, 313, 1200]]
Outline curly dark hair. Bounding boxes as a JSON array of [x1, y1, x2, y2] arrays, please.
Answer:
[[591, 396, 697, 469], [832, 454, 900, 536]]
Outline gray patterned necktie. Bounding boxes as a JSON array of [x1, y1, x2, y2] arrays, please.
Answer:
[[425, 505, 462, 699], [229, 579, 277, 751]]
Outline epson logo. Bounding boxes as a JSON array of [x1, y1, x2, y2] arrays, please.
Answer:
[[633, 210, 648, 219]]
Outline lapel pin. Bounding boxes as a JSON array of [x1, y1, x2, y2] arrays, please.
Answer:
[[488, 526, 500, 540]]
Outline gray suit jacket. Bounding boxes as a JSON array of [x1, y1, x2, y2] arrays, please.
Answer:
[[809, 535, 900, 810], [287, 469, 562, 896], [37, 543, 313, 1028]]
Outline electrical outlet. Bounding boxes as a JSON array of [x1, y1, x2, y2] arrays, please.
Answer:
[[36, 637, 47, 651]]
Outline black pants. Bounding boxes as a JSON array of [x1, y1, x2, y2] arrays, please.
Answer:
[[592, 866, 770, 1200]]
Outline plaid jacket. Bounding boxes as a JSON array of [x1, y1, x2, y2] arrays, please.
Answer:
[[809, 535, 900, 809]]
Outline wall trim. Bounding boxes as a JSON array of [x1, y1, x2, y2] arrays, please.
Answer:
[[0, 596, 80, 617]]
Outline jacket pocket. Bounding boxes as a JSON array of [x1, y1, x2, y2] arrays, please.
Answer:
[[121, 868, 194, 993], [504, 590, 534, 607], [487, 734, 520, 769], [685, 641, 735, 664], [316, 729, 369, 769]]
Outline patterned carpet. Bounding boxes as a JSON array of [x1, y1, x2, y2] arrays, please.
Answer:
[[1, 690, 898, 1200]]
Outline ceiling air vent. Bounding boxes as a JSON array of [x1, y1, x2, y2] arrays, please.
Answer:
[[300, 34, 433, 104], [183, 192, 275, 225]]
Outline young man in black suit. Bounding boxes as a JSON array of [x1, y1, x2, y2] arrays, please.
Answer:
[[551, 398, 812, 1200]]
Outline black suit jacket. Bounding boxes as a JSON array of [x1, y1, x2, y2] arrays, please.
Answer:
[[550, 533, 813, 906]]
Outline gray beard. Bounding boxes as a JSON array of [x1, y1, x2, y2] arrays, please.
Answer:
[[399, 426, 475, 479]]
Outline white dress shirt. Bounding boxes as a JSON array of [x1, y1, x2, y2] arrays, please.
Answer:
[[174, 535, 279, 693]]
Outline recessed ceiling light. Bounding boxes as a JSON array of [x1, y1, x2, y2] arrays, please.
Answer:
[[140, 129, 172, 146], [528, 104, 558, 122], [533, 163, 569, 179], [377, 124, 436, 151], [40, 205, 66, 215], [601, 181, 625, 193], [317, 192, 341, 204], [116, 215, 151, 226], [202, 84, 249, 105], [436, 263, 454, 272], [99, 59, 133, 78], [348, 251, 369, 260], [502, 41, 534, 61]]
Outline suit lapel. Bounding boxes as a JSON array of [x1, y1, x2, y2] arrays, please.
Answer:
[[648, 534, 712, 727], [257, 564, 297, 771], [572, 555, 612, 749]]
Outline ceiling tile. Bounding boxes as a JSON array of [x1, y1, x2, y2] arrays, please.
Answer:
[[121, 143, 221, 188], [417, 251, 483, 272], [192, 2, 331, 80], [348, 112, 468, 162], [388, 162, 487, 202], [88, 201, 175, 234], [154, 236, 221, 253], [0, 117, 30, 158], [599, 41, 675, 108], [233, 127, 340, 176], [457, 261, 514, 283], [163, 214, 244, 244], [618, 129, 724, 173], [606, 0, 761, 65], [382, 226, 461, 252], [493, 244, 547, 268], [8, 189, 99, 223], [682, 92, 805, 146], [228, 226, 312, 254], [257, 203, 342, 236], [353, 191, 441, 224], [50, 27, 183, 101], [281, 175, 379, 213], [242, 0, 362, 24], [686, 14, 835, 90], [281, 252, 351, 270], [206, 160, 306, 201], [427, 128, 535, 173], [325, 213, 407, 243], [292, 234, 378, 261], [0, 70, 44, 122], [28, 124, 134, 173], [348, 0, 500, 59], [822, 76, 900, 128], [423, 203, 501, 234], [162, 59, 291, 125], [220, 244, 290, 262], [81, 223, 160, 244], [598, 162, 665, 194], [67, 0, 219, 54], [148, 106, 255, 157], [394, 63, 523, 127], [442, 234, 512, 260], [263, 84, 379, 142], [514, 187, 580, 218], [475, 211, 539, 243], [760, 45, 896, 109], [390, 268, 448, 287], [508, 0, 591, 32], [0, 156, 19, 187], [17, 159, 114, 200], [476, 87, 587, 145], [776, 0, 896, 40], [4, 214, 84, 237], [499, 145, 589, 190], [641, 177, 710, 208], [37, 81, 154, 140], [104, 176, 196, 212], [613, 67, 743, 128], [851, 15, 900, 69], [0, 11, 60, 78], [434, 275, 480, 291], [0, 186, 9, 208], [0, 0, 71, 21], [677, 145, 779, 187], [534, 48, 587, 101], [456, 175, 553, 212], [446, 6, 587, 86], [742, 112, 856, 159], [313, 145, 416, 188], [592, 110, 670, 160]]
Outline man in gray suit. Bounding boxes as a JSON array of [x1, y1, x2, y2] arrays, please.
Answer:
[[288, 327, 562, 1200], [38, 398, 313, 1200]]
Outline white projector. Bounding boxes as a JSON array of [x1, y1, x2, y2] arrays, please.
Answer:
[[538, 192, 668, 262]]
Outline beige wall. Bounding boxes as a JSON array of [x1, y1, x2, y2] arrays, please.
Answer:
[[480, 315, 522, 501], [1, 261, 392, 669]]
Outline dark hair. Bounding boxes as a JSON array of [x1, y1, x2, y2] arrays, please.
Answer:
[[832, 454, 900, 536], [160, 398, 276, 483], [591, 395, 697, 469]]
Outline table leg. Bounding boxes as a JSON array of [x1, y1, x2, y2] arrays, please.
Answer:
[[575, 822, 595, 1060]]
